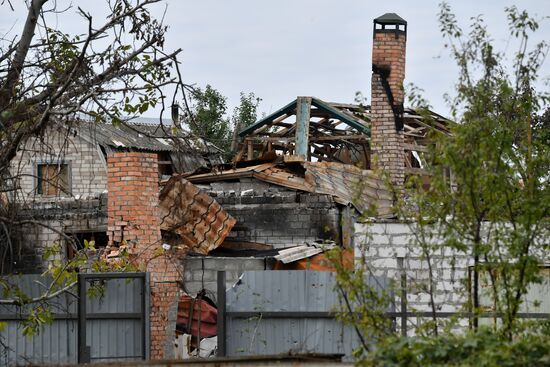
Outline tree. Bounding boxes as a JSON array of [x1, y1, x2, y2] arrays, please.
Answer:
[[230, 92, 261, 152], [0, 0, 190, 335], [333, 3, 549, 365], [188, 84, 232, 153]]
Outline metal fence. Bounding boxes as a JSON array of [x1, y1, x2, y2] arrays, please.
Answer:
[[217, 270, 392, 359], [0, 272, 149, 365], [216, 267, 550, 359], [393, 259, 550, 335]]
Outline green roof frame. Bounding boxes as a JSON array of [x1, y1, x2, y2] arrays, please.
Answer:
[[239, 97, 370, 137], [238, 99, 297, 137]]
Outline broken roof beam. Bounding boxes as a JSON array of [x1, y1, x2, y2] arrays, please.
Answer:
[[239, 100, 297, 137], [311, 98, 371, 135], [295, 96, 312, 159]]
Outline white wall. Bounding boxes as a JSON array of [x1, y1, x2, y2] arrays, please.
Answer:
[[354, 221, 472, 331], [354, 220, 550, 333], [10, 125, 107, 202]]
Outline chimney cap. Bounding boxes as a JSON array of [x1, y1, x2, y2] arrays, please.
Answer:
[[374, 13, 407, 26]]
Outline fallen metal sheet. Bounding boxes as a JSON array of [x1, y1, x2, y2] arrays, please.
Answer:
[[274, 246, 324, 264], [304, 161, 394, 217], [176, 294, 217, 339], [273, 249, 354, 271], [274, 242, 337, 264], [159, 176, 236, 254]]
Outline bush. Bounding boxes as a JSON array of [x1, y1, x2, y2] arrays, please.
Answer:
[[362, 327, 550, 367]]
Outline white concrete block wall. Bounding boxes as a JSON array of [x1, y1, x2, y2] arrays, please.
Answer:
[[354, 221, 473, 329], [10, 126, 107, 202]]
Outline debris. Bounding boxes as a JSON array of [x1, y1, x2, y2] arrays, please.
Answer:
[[220, 240, 274, 251], [274, 241, 336, 264], [273, 248, 354, 272], [187, 160, 393, 218], [176, 294, 217, 339], [159, 177, 236, 255]]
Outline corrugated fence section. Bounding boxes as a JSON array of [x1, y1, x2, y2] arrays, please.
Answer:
[[220, 271, 391, 359], [0, 274, 78, 365], [0, 272, 148, 365]]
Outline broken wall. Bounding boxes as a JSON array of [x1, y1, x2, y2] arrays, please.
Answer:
[[12, 196, 108, 273], [197, 178, 342, 248]]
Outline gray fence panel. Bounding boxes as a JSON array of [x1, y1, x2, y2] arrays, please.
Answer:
[[0, 274, 78, 365], [84, 277, 144, 362], [224, 271, 390, 358], [0, 273, 147, 366]]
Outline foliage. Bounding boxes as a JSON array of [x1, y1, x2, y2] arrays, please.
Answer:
[[0, 0, 187, 339], [400, 2, 550, 337], [326, 246, 393, 358], [187, 87, 261, 155], [0, 0, 188, 271], [362, 326, 550, 367], [333, 2, 549, 365], [230, 92, 261, 153], [188, 84, 232, 152]]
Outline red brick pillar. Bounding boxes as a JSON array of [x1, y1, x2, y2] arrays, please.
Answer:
[[107, 152, 179, 360], [371, 13, 407, 187]]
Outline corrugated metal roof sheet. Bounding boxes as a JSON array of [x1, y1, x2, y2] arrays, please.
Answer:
[[76, 120, 221, 154], [274, 242, 336, 264], [159, 177, 236, 255], [303, 161, 394, 217]]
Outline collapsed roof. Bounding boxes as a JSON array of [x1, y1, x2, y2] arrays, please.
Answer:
[[187, 160, 393, 218], [236, 97, 451, 174]]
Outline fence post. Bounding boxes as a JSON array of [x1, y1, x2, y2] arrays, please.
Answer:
[[143, 272, 151, 360], [217, 271, 226, 357], [397, 257, 407, 337], [77, 274, 90, 363]]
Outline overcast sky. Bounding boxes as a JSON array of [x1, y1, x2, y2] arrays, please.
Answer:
[[1, 0, 549, 119]]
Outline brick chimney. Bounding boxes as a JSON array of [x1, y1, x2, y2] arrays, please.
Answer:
[[107, 152, 180, 360], [370, 13, 407, 186]]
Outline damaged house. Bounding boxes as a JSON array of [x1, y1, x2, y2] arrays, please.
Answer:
[[6, 119, 222, 272], [176, 97, 449, 296], [7, 12, 512, 362]]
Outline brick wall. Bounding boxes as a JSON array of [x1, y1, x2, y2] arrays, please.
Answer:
[[198, 179, 341, 248], [371, 29, 406, 186], [107, 152, 180, 360]]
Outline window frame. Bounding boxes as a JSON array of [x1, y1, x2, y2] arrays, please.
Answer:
[[35, 160, 72, 197]]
